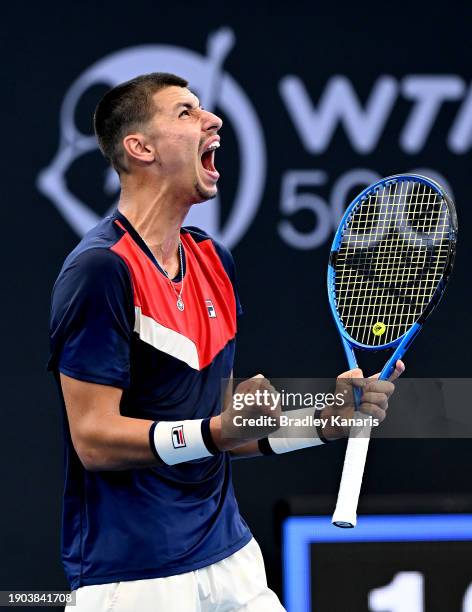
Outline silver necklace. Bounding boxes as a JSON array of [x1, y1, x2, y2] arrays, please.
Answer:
[[161, 242, 185, 312]]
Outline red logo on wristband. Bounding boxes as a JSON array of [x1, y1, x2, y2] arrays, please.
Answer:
[[171, 425, 186, 448]]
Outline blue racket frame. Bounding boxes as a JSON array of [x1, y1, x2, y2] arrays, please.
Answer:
[[327, 173, 457, 382]]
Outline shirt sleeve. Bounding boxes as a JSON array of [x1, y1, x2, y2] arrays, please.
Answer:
[[48, 247, 135, 388]]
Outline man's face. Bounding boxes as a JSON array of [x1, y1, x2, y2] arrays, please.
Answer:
[[145, 86, 222, 203]]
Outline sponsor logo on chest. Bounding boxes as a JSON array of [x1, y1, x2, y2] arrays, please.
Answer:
[[205, 299, 217, 318]]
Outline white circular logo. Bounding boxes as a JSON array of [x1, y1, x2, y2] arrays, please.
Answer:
[[37, 28, 266, 248]]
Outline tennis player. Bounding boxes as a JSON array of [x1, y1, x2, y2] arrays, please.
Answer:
[[48, 73, 404, 611]]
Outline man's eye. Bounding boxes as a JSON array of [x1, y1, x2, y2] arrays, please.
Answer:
[[179, 109, 190, 118]]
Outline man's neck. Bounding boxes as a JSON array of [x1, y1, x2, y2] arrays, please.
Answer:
[[118, 179, 191, 271]]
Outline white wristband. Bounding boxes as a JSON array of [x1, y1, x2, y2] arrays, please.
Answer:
[[150, 418, 218, 465], [265, 408, 326, 454]]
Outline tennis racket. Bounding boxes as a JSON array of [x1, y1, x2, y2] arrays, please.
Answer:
[[327, 174, 457, 528]]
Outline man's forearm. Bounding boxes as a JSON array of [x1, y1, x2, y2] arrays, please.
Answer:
[[229, 441, 263, 458], [76, 413, 158, 471], [81, 410, 329, 471], [77, 413, 252, 471], [209, 414, 261, 453], [229, 408, 336, 460]]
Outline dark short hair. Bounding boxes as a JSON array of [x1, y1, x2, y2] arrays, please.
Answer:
[[93, 72, 188, 174]]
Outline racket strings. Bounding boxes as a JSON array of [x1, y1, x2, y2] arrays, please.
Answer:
[[334, 180, 452, 345]]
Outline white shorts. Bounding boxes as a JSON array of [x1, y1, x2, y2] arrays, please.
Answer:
[[67, 538, 286, 612]]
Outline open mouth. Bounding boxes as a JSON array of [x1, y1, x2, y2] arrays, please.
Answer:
[[200, 141, 220, 180]]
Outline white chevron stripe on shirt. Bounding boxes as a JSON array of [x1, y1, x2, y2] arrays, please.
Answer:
[[134, 306, 199, 370]]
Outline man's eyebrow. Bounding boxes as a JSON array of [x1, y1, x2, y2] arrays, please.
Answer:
[[173, 100, 201, 111]]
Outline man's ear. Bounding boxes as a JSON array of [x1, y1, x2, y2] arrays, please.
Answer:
[[122, 133, 157, 165]]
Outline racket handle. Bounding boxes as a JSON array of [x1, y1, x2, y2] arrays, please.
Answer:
[[332, 424, 372, 528]]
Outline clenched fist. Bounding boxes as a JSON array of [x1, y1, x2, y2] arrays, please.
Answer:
[[212, 374, 281, 451], [319, 360, 405, 440]]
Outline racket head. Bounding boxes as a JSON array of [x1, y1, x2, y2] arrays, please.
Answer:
[[327, 174, 458, 351]]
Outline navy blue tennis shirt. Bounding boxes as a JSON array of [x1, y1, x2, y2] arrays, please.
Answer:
[[48, 210, 252, 590]]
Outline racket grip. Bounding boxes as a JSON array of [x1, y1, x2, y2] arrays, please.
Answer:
[[332, 425, 372, 528]]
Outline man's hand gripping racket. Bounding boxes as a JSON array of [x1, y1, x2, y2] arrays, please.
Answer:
[[327, 174, 457, 528]]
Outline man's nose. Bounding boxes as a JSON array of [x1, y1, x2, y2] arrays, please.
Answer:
[[202, 109, 223, 132]]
